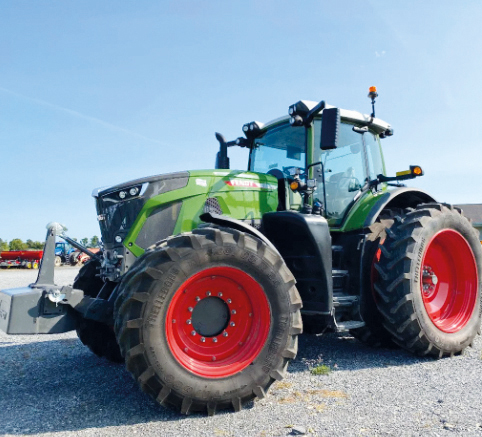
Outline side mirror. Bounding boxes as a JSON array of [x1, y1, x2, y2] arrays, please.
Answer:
[[320, 108, 340, 150]]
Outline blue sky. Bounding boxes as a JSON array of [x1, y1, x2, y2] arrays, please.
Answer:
[[1, 1, 481, 242]]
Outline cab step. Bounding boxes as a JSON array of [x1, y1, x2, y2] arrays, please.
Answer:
[[336, 321, 365, 331]]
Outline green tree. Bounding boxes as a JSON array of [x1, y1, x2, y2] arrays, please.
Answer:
[[81, 238, 89, 247], [90, 236, 100, 248], [0, 239, 9, 251], [9, 239, 28, 251]]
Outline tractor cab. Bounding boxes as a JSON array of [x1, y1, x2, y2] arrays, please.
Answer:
[[247, 102, 393, 226]]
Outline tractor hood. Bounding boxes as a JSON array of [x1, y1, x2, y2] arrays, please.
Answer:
[[93, 170, 278, 254]]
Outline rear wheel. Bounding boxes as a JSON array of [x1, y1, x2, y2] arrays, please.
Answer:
[[375, 204, 482, 357], [114, 227, 302, 415], [350, 211, 401, 348], [54, 256, 62, 267], [74, 260, 123, 363]]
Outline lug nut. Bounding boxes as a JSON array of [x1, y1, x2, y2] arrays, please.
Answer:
[[201, 337, 206, 342], [212, 337, 218, 343], [227, 299, 232, 304], [218, 292, 223, 297], [231, 310, 236, 315], [230, 321, 235, 327], [191, 330, 196, 336], [184, 347, 188, 352], [172, 319, 176, 324], [212, 356, 216, 361], [196, 296, 200, 302], [223, 331, 228, 337], [188, 307, 193, 312], [186, 319, 192, 325], [206, 291, 211, 296]]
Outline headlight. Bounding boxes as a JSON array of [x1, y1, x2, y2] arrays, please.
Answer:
[[129, 187, 138, 196], [119, 191, 126, 199]]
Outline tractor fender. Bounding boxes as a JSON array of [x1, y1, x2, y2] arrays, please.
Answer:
[[364, 187, 436, 227], [199, 212, 281, 257]]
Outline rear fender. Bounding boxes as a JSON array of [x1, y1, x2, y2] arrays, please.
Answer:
[[363, 187, 436, 227], [339, 187, 436, 232]]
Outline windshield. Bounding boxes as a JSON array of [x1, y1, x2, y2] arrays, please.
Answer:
[[313, 120, 384, 225], [249, 123, 305, 176]]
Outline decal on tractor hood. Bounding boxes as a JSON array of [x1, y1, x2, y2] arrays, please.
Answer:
[[225, 179, 276, 190]]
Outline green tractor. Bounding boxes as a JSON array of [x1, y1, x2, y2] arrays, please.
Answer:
[[1, 88, 481, 415]]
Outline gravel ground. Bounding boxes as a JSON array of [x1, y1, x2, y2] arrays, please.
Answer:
[[1, 267, 482, 437]]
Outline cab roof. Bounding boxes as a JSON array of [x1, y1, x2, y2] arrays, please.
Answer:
[[260, 101, 392, 135]]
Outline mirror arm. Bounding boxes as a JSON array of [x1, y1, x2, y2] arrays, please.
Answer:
[[304, 100, 326, 126]]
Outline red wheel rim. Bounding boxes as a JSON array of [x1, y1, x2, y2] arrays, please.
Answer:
[[165, 267, 271, 378], [420, 229, 478, 333]]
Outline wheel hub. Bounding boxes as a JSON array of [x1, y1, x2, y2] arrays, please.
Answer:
[[191, 296, 230, 337], [422, 266, 438, 296]]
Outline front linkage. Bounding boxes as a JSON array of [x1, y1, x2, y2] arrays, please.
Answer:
[[0, 223, 104, 335]]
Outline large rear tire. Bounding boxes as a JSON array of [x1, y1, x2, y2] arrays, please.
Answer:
[[114, 227, 302, 415], [350, 211, 400, 348], [374, 203, 482, 357], [74, 260, 123, 363]]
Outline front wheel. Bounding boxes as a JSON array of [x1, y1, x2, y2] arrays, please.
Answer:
[[114, 227, 302, 415], [375, 203, 482, 357]]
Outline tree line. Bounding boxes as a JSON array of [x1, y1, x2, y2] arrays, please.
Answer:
[[0, 237, 101, 252]]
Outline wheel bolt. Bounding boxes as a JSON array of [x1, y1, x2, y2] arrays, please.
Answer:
[[227, 299, 232, 304], [218, 292, 223, 297], [186, 319, 192, 325], [212, 337, 218, 343], [206, 291, 211, 296], [223, 331, 228, 337], [231, 310, 236, 315], [201, 337, 206, 342], [230, 321, 235, 327], [196, 296, 200, 302], [191, 330, 196, 336], [188, 307, 193, 312]]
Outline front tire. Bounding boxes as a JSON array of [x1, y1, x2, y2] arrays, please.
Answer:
[[114, 227, 302, 415], [375, 203, 482, 357], [74, 260, 123, 363]]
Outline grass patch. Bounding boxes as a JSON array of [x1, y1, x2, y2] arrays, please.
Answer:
[[310, 365, 331, 376]]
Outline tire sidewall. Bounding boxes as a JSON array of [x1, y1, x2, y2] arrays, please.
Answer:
[[141, 240, 292, 402], [409, 210, 482, 350]]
